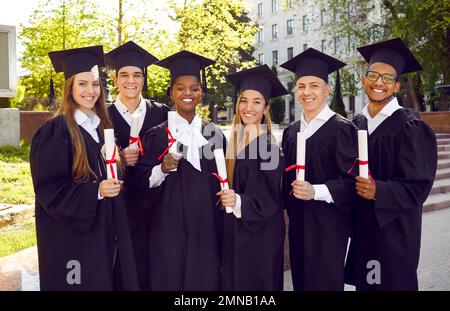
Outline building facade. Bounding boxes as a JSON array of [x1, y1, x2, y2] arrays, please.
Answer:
[[246, 0, 384, 123]]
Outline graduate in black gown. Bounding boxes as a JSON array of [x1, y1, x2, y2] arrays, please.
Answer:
[[220, 65, 288, 291], [345, 38, 437, 291], [132, 51, 226, 290], [105, 41, 169, 290], [280, 48, 358, 291], [30, 46, 138, 290]]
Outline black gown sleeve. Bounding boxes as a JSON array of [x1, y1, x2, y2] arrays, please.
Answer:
[[374, 119, 437, 212], [325, 121, 358, 214], [238, 145, 284, 233], [30, 119, 100, 233]]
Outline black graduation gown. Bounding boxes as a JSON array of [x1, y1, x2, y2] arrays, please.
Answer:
[[108, 99, 169, 290], [132, 120, 226, 291], [222, 133, 285, 291], [346, 108, 437, 291], [282, 114, 358, 291], [30, 115, 139, 291]]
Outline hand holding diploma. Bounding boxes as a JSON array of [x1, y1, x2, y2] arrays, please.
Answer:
[[121, 147, 139, 167], [355, 130, 375, 200], [291, 180, 315, 201], [213, 149, 233, 213], [99, 179, 123, 198], [356, 176, 376, 200], [161, 153, 182, 173]]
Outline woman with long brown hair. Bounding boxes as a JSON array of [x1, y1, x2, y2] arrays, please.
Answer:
[[220, 65, 287, 290], [30, 46, 138, 290]]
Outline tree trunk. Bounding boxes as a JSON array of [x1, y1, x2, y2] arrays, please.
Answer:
[[117, 0, 123, 46]]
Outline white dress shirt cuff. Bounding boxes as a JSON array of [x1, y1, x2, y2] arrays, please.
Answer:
[[313, 184, 334, 204], [232, 194, 242, 219], [149, 164, 169, 188]]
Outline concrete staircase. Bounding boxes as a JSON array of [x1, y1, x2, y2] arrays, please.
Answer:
[[423, 133, 450, 212]]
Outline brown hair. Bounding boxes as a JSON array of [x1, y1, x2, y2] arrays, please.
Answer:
[[225, 91, 273, 188], [55, 74, 112, 182]]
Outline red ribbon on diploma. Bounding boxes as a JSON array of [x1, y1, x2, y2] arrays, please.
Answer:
[[210, 173, 229, 206], [347, 158, 374, 184], [157, 127, 177, 160], [285, 164, 306, 196], [129, 136, 144, 156], [105, 146, 117, 179]]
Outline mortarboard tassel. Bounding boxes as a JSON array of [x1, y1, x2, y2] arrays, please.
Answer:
[[202, 67, 207, 94], [47, 77, 59, 111], [143, 66, 149, 98]]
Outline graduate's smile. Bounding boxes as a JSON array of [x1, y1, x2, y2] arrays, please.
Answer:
[[115, 66, 144, 101], [238, 89, 267, 126], [72, 72, 101, 111]]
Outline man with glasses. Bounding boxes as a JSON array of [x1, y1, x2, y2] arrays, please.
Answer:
[[345, 38, 437, 290]]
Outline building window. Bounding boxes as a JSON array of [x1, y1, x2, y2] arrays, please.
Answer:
[[334, 36, 341, 54], [271, 0, 277, 13], [272, 50, 278, 66], [286, 19, 294, 36], [302, 15, 308, 32], [258, 53, 264, 65], [303, 43, 308, 51], [257, 30, 264, 43], [348, 0, 354, 18], [321, 39, 326, 52], [272, 24, 278, 39], [320, 9, 325, 26], [287, 0, 293, 9], [287, 47, 294, 60], [257, 3, 263, 17]]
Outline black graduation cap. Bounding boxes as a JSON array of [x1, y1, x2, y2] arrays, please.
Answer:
[[226, 64, 288, 101], [357, 37, 423, 75], [280, 48, 346, 83], [105, 41, 158, 72], [156, 50, 215, 93], [48, 45, 105, 79]]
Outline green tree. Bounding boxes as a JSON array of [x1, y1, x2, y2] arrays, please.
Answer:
[[18, 0, 111, 109], [269, 65, 286, 124], [174, 0, 258, 120], [319, 0, 450, 111]]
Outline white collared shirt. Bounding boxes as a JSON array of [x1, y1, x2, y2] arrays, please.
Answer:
[[74, 109, 100, 143], [362, 97, 403, 135], [113, 96, 147, 133], [149, 112, 208, 188], [300, 104, 336, 204]]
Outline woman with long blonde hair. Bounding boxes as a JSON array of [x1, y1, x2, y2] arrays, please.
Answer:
[[30, 46, 138, 290], [220, 65, 287, 290]]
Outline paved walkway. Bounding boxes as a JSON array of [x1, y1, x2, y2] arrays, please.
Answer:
[[1, 206, 449, 291]]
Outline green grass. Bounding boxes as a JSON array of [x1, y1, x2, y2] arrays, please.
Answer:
[[0, 213, 36, 257], [0, 140, 34, 205]]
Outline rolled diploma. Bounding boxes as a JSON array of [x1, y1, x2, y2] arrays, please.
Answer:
[[296, 132, 306, 181], [214, 149, 233, 213], [358, 130, 369, 178], [129, 112, 140, 150], [168, 111, 178, 171], [104, 128, 118, 179]]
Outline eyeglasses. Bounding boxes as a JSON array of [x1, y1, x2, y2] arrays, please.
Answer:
[[365, 71, 397, 84]]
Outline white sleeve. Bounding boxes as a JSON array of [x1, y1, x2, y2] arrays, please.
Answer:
[[232, 194, 242, 219], [98, 188, 104, 200], [149, 164, 169, 188], [313, 184, 334, 204]]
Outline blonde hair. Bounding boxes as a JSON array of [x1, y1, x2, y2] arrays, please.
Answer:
[[54, 75, 112, 182], [225, 91, 272, 188]]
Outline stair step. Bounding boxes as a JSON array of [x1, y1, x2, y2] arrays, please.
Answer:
[[436, 134, 450, 139], [438, 152, 450, 160], [423, 192, 450, 213], [437, 159, 450, 169], [437, 139, 450, 145], [430, 178, 450, 194], [435, 168, 450, 180], [438, 145, 450, 152]]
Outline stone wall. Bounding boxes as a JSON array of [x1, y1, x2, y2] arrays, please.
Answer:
[[420, 112, 450, 134], [20, 111, 53, 143], [0, 108, 20, 147]]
